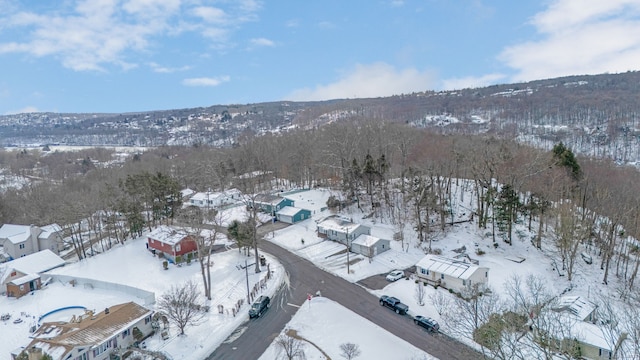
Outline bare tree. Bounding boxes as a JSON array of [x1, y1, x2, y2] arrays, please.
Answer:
[[275, 332, 306, 360], [443, 284, 502, 341], [414, 282, 426, 306], [156, 280, 207, 335], [428, 290, 451, 316], [339, 342, 361, 359]]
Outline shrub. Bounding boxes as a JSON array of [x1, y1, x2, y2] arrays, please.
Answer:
[[476, 248, 485, 256], [163, 261, 168, 270], [175, 255, 183, 264]]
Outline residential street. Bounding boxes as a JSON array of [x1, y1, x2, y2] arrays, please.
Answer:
[[207, 226, 483, 360]]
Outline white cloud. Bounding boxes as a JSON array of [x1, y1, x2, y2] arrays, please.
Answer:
[[0, 0, 262, 71], [249, 38, 275, 47], [149, 62, 191, 73], [441, 73, 506, 90], [182, 76, 230, 87], [286, 62, 436, 101], [500, 0, 640, 81]]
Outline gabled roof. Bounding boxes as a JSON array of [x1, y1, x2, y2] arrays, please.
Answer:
[[27, 302, 152, 360], [147, 225, 190, 246], [352, 234, 385, 247], [276, 206, 306, 217], [0, 224, 35, 244], [554, 295, 596, 321], [254, 194, 286, 205], [0, 249, 65, 281], [317, 216, 366, 234], [416, 254, 485, 280], [39, 224, 62, 239], [9, 273, 40, 286]]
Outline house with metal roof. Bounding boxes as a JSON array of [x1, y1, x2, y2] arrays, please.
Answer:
[[14, 302, 153, 360], [415, 254, 489, 292]]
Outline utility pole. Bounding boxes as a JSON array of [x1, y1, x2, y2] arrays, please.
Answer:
[[245, 259, 250, 304], [346, 227, 350, 274]]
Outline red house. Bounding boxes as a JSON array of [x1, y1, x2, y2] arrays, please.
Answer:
[[147, 225, 197, 263]]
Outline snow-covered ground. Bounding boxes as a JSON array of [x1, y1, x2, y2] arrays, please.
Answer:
[[1, 233, 284, 360], [1, 187, 628, 360]]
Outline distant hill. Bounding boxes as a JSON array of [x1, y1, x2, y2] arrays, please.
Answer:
[[3, 71, 640, 163]]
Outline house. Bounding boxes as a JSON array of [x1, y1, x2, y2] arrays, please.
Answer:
[[0, 224, 43, 260], [189, 188, 242, 209], [316, 216, 371, 245], [1, 249, 66, 297], [554, 295, 597, 322], [253, 194, 294, 215], [545, 295, 625, 360], [414, 254, 489, 293], [180, 188, 196, 200], [350, 234, 390, 258], [147, 225, 197, 263], [38, 224, 63, 254], [276, 206, 311, 224], [13, 302, 154, 360]]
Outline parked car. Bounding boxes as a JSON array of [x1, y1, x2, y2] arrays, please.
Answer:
[[379, 295, 409, 315], [414, 315, 439, 332], [386, 270, 405, 282], [249, 295, 271, 318]]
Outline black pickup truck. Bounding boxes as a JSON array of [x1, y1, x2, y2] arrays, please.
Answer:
[[379, 295, 409, 315]]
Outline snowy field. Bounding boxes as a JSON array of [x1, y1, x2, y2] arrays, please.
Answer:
[[258, 297, 437, 360]]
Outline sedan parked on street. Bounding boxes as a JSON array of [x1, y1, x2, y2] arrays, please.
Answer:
[[414, 315, 440, 332]]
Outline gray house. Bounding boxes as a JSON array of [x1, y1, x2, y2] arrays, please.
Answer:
[[351, 234, 390, 258], [0, 224, 43, 260], [276, 206, 312, 224], [316, 216, 371, 246]]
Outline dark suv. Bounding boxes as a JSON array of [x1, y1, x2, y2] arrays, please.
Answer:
[[414, 315, 439, 332], [249, 296, 270, 318]]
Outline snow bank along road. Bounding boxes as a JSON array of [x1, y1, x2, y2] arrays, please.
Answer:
[[207, 238, 482, 360]]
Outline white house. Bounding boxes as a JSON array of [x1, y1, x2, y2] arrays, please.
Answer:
[[414, 254, 489, 293], [38, 224, 63, 254], [316, 216, 371, 246], [189, 188, 242, 209], [554, 295, 597, 322], [14, 302, 154, 360], [351, 234, 390, 258], [0, 224, 43, 260]]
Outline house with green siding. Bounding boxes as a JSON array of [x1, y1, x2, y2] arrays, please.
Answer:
[[276, 206, 311, 224], [253, 194, 294, 215]]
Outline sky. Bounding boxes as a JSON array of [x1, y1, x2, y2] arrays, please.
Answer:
[[1, 0, 640, 115]]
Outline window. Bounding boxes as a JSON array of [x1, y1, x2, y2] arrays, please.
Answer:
[[462, 280, 466, 286], [150, 239, 154, 244], [122, 329, 130, 338], [485, 271, 488, 278], [145, 315, 152, 324], [19, 243, 25, 249], [175, 244, 181, 252], [20, 285, 24, 291], [420, 268, 428, 275], [441, 274, 445, 279]]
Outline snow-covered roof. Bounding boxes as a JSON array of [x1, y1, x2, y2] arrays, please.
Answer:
[[9, 273, 40, 286], [254, 194, 286, 205], [191, 188, 241, 202], [28, 302, 152, 360], [352, 234, 384, 247], [415, 254, 485, 280], [0, 224, 33, 244], [277, 206, 305, 217], [568, 315, 614, 350], [317, 216, 366, 234], [1, 249, 65, 276], [555, 295, 596, 321], [147, 225, 189, 245], [181, 188, 196, 198], [38, 224, 62, 239]]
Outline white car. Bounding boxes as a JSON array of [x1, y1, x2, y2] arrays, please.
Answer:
[[386, 270, 405, 282]]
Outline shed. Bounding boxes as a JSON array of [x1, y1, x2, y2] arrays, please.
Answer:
[[147, 226, 197, 263], [350, 234, 390, 258], [415, 254, 489, 293], [7, 273, 41, 298], [0, 249, 65, 296], [276, 206, 311, 224]]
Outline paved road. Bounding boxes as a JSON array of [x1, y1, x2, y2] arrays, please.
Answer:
[[207, 237, 483, 360]]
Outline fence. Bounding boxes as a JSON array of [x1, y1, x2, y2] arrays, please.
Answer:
[[48, 274, 155, 306]]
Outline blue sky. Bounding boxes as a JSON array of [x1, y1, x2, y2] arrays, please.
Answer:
[[1, 0, 640, 115]]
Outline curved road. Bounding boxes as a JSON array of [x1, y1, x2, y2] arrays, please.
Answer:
[[208, 238, 483, 360]]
